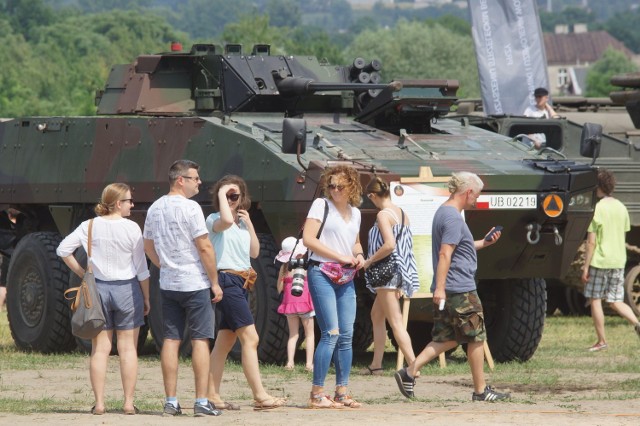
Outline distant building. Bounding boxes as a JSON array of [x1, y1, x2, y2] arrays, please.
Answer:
[[544, 25, 636, 96]]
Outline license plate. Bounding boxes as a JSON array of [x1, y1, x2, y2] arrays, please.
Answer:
[[475, 194, 537, 209]]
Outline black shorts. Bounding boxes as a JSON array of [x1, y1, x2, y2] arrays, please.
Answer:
[[216, 271, 255, 331]]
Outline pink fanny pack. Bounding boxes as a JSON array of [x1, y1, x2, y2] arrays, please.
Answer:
[[319, 262, 357, 285]]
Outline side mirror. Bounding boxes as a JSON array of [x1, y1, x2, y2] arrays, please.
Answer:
[[579, 122, 602, 161], [282, 118, 307, 154]]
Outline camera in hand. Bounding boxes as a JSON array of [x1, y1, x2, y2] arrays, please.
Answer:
[[288, 258, 306, 297]]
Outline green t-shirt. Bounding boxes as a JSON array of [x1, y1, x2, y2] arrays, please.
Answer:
[[588, 197, 630, 269]]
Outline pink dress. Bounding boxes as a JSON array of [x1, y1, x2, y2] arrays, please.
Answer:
[[277, 276, 315, 316]]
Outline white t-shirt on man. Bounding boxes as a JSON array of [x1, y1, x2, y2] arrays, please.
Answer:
[[143, 195, 210, 292]]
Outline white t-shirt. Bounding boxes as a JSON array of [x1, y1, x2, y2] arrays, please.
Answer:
[[523, 106, 551, 119], [143, 195, 210, 291], [523, 106, 550, 145], [307, 198, 361, 262], [206, 212, 251, 270], [57, 216, 150, 282]]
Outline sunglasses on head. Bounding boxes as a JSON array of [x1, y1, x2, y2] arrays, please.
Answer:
[[328, 183, 346, 191], [227, 193, 241, 202]]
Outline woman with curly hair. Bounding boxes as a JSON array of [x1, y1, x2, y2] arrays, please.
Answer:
[[57, 183, 150, 415], [206, 174, 285, 411], [302, 165, 365, 409]]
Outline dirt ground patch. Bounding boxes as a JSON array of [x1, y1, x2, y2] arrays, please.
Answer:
[[1, 358, 639, 425]]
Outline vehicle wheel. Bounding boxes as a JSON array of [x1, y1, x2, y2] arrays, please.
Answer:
[[624, 264, 640, 316], [564, 287, 590, 316], [248, 234, 288, 364], [6, 232, 76, 352], [390, 320, 432, 354], [147, 264, 194, 357], [352, 286, 374, 353], [71, 248, 149, 354], [477, 278, 546, 362]]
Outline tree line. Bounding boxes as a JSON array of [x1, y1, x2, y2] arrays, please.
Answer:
[[1, 0, 638, 117]]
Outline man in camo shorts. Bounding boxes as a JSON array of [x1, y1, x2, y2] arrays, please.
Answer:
[[581, 168, 640, 352], [394, 171, 510, 402]]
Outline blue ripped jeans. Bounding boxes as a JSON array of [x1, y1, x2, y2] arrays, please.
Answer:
[[307, 265, 356, 388]]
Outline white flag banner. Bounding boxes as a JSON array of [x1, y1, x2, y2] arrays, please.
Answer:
[[469, 0, 550, 115]]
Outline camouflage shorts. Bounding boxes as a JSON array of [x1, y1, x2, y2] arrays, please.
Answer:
[[431, 290, 486, 344]]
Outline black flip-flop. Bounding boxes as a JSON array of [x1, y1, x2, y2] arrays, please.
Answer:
[[360, 366, 384, 375]]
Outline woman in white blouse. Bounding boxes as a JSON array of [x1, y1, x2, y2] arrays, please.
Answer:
[[57, 183, 150, 415]]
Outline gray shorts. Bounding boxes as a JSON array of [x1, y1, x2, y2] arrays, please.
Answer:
[[95, 278, 144, 330], [161, 288, 215, 340], [584, 267, 625, 302]]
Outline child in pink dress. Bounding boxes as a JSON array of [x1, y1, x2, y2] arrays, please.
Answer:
[[276, 237, 315, 372]]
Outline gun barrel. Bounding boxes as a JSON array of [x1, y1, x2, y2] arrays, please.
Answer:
[[277, 77, 394, 96]]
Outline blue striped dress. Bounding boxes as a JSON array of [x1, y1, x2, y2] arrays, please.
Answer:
[[366, 208, 420, 296]]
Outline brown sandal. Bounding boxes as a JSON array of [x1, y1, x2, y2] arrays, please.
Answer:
[[333, 392, 362, 408], [253, 396, 286, 411], [308, 393, 344, 409]]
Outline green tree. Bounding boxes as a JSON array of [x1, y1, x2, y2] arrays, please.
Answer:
[[266, 0, 301, 28], [286, 26, 344, 65], [345, 19, 480, 98], [0, 0, 55, 41], [0, 10, 184, 116], [602, 9, 640, 53], [221, 14, 287, 53], [585, 47, 638, 97], [168, 0, 255, 40]]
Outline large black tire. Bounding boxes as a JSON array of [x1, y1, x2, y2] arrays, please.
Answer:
[[147, 264, 194, 357], [352, 286, 374, 353], [6, 232, 76, 352], [71, 248, 150, 354], [249, 234, 288, 364], [624, 264, 640, 316], [477, 278, 546, 362]]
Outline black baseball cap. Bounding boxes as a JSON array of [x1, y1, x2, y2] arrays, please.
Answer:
[[534, 87, 549, 97]]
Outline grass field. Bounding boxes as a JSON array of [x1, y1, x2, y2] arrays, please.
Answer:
[[1, 312, 639, 413]]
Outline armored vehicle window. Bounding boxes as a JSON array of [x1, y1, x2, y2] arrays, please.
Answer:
[[508, 124, 563, 151]]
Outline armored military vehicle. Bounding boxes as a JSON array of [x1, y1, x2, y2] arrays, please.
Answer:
[[0, 43, 599, 362], [451, 79, 640, 316]]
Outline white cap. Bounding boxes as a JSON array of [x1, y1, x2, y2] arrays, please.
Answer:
[[275, 236, 307, 263]]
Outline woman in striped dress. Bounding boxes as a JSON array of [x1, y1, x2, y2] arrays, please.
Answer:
[[361, 177, 419, 376]]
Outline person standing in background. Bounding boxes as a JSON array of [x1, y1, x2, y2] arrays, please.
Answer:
[[523, 87, 560, 149], [275, 237, 315, 372], [582, 168, 640, 352]]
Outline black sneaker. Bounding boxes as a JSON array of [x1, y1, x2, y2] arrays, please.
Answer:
[[163, 402, 182, 417], [634, 322, 640, 339], [394, 368, 415, 398], [194, 401, 222, 417], [472, 386, 510, 402]]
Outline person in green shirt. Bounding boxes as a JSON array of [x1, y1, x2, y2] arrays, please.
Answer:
[[581, 169, 640, 352]]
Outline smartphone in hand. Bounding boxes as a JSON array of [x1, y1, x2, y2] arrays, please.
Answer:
[[484, 226, 503, 241]]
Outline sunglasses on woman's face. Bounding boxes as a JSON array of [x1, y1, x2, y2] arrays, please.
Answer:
[[328, 184, 346, 191], [227, 193, 241, 202]]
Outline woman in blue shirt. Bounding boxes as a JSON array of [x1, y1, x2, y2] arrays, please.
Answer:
[[206, 175, 285, 411]]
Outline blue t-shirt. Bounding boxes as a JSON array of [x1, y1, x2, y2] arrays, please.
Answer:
[[206, 212, 251, 270], [430, 205, 477, 294]]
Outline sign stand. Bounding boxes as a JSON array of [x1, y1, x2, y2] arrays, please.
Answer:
[[394, 166, 494, 372]]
